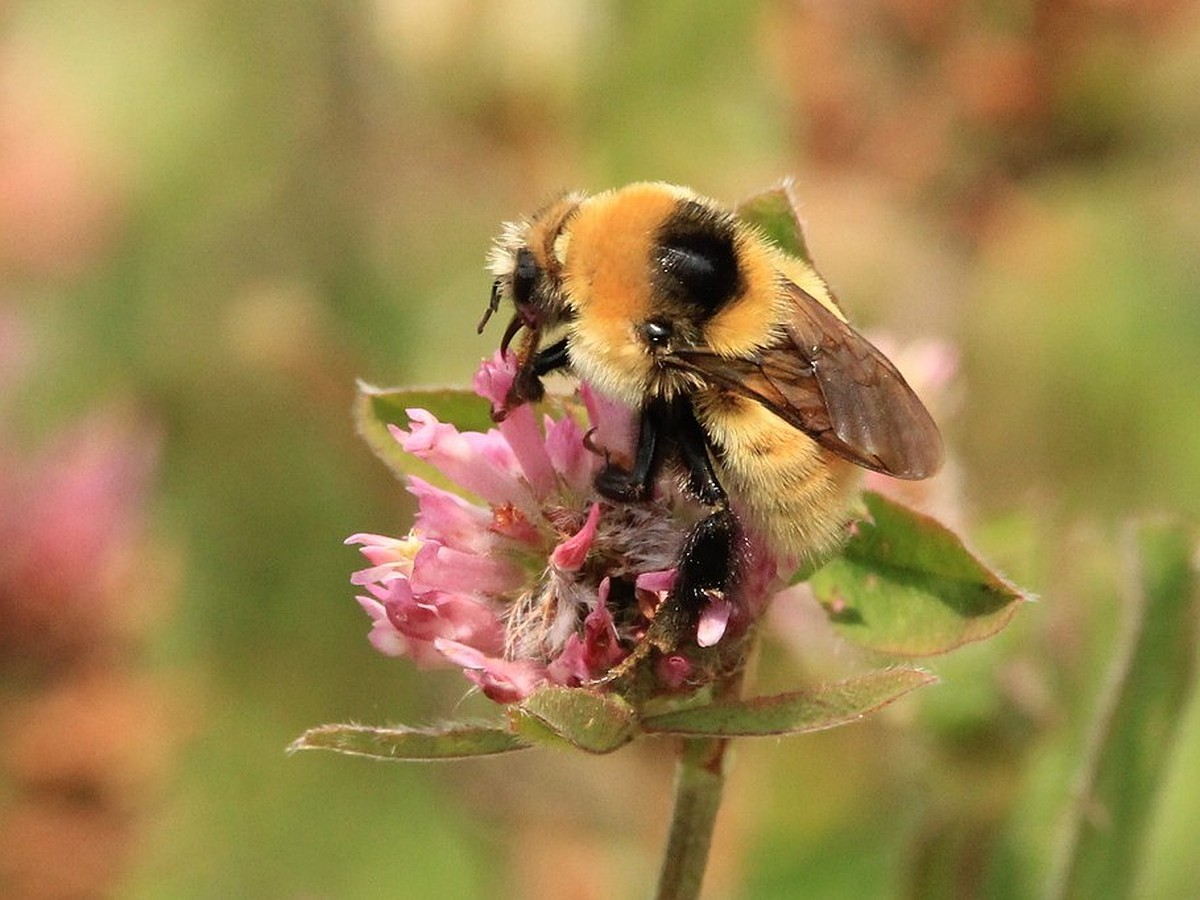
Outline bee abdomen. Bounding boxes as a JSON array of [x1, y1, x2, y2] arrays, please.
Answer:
[[696, 392, 859, 561]]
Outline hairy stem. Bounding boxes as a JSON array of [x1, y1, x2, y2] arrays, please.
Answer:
[[654, 734, 732, 900], [654, 658, 748, 900]]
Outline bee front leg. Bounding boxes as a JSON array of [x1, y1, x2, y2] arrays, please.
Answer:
[[531, 337, 571, 377], [500, 337, 571, 417]]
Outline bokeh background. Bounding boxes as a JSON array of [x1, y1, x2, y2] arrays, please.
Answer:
[[2, 0, 1198, 897]]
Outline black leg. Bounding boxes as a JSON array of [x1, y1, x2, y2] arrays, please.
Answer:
[[672, 506, 738, 605], [673, 402, 726, 507], [643, 506, 740, 656], [498, 337, 572, 418], [599, 398, 740, 633], [532, 337, 570, 376], [594, 398, 669, 502], [655, 403, 739, 638]]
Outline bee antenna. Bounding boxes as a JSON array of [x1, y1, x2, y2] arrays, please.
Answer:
[[477, 280, 502, 334]]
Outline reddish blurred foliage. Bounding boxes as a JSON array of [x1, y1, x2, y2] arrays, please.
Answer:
[[765, 0, 1193, 238], [0, 669, 179, 898]]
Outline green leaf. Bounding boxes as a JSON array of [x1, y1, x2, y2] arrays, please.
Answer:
[[354, 382, 494, 484], [735, 182, 813, 264], [1047, 518, 1198, 900], [515, 686, 638, 754], [288, 722, 531, 761], [641, 668, 936, 737], [809, 492, 1029, 656]]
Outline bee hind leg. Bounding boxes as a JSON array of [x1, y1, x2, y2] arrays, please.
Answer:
[[676, 505, 739, 606], [597, 505, 739, 687]]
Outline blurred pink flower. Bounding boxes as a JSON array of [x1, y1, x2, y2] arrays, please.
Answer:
[[348, 353, 777, 703], [0, 406, 160, 661]]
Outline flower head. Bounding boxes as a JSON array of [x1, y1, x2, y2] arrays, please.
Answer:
[[348, 353, 778, 703]]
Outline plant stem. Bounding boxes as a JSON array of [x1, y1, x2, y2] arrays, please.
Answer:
[[654, 735, 731, 900], [655, 657, 747, 900]]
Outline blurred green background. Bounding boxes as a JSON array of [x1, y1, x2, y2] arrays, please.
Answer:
[[2, 1, 1198, 897]]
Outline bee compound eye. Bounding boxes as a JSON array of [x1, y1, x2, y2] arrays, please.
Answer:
[[512, 247, 539, 303]]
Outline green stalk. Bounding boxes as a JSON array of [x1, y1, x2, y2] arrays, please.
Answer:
[[654, 734, 732, 900], [654, 652, 749, 900]]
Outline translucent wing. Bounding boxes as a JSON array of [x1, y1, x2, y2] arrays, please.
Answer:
[[672, 282, 943, 479]]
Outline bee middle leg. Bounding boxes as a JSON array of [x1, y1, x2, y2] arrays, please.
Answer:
[[595, 399, 740, 647], [593, 397, 670, 502]]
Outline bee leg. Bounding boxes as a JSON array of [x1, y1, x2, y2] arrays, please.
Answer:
[[531, 337, 570, 376], [654, 407, 740, 642], [594, 398, 669, 502], [501, 337, 571, 415], [642, 507, 739, 658], [600, 505, 738, 685], [673, 401, 726, 507]]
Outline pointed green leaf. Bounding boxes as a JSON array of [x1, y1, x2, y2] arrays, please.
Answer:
[[354, 382, 494, 484], [641, 668, 936, 737], [809, 492, 1029, 656], [288, 722, 531, 761], [516, 686, 637, 754], [1047, 518, 1198, 900], [735, 182, 813, 264]]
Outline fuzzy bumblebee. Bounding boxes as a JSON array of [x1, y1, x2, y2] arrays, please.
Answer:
[[480, 182, 943, 632]]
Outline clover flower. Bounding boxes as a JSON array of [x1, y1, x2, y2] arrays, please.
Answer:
[[346, 353, 780, 703], [306, 186, 1031, 900]]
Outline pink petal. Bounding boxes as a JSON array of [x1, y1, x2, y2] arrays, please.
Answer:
[[381, 579, 504, 654], [696, 593, 732, 648], [546, 579, 625, 682], [356, 595, 404, 655], [581, 588, 624, 672], [635, 568, 677, 595], [580, 383, 636, 468], [498, 405, 556, 498], [472, 352, 517, 414], [349, 562, 407, 586], [549, 503, 601, 572], [732, 537, 785, 619], [345, 532, 418, 585], [380, 582, 443, 640], [392, 414, 530, 508], [544, 414, 595, 494], [474, 357, 557, 497], [356, 595, 442, 666], [409, 541, 524, 596], [436, 639, 547, 703], [407, 478, 495, 554], [547, 635, 589, 686], [344, 531, 401, 555]]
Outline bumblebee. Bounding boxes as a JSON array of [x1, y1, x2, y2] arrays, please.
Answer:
[[479, 182, 942, 639]]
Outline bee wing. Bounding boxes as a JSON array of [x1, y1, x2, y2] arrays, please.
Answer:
[[674, 282, 944, 479]]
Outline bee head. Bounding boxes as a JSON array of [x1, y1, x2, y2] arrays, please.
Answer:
[[479, 193, 584, 347]]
